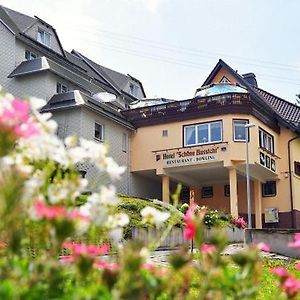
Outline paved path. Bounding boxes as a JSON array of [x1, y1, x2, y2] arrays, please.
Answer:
[[150, 243, 291, 266]]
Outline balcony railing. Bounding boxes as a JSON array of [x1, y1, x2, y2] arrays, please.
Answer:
[[123, 93, 251, 127]]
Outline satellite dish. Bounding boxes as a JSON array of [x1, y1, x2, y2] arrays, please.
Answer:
[[92, 92, 117, 102]]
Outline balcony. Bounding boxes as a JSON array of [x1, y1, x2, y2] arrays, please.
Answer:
[[122, 93, 251, 127]]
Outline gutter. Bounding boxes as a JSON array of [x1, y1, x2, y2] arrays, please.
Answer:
[[288, 135, 300, 228]]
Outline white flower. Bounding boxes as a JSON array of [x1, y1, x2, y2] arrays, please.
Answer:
[[79, 201, 108, 226], [107, 213, 129, 228], [109, 228, 124, 244], [29, 97, 47, 110], [140, 206, 170, 227], [98, 185, 119, 206], [105, 157, 126, 181], [64, 135, 78, 148], [47, 185, 69, 204]]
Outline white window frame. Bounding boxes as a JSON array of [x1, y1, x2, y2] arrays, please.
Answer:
[[233, 119, 249, 142], [184, 121, 222, 147], [122, 133, 128, 153], [259, 128, 274, 154], [37, 29, 51, 47], [129, 83, 138, 97], [56, 82, 68, 94], [25, 50, 37, 60], [94, 122, 104, 142]]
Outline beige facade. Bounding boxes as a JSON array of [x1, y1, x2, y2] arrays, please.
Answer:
[[126, 62, 300, 229]]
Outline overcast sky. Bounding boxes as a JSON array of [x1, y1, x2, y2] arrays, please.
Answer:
[[1, 0, 300, 103]]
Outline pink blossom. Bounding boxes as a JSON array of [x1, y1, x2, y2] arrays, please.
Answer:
[[34, 200, 90, 222], [63, 242, 109, 258], [200, 243, 216, 254], [231, 216, 247, 229], [295, 263, 300, 271], [256, 242, 271, 252], [183, 222, 196, 240], [271, 266, 289, 279], [184, 204, 197, 223], [94, 260, 120, 271], [142, 263, 168, 276], [59, 255, 75, 263], [34, 200, 66, 220], [288, 233, 300, 249], [282, 276, 300, 298], [0, 98, 39, 138]]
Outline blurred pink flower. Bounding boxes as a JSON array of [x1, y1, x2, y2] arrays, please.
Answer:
[[184, 204, 197, 223], [295, 263, 300, 271], [34, 200, 65, 220], [288, 233, 300, 249], [256, 242, 271, 252], [282, 276, 300, 298], [34, 200, 90, 222], [63, 242, 109, 258], [94, 260, 120, 271], [0, 99, 39, 138], [200, 243, 216, 254], [183, 222, 196, 240], [271, 266, 289, 279]]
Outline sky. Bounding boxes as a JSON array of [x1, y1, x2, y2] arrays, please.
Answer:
[[1, 0, 300, 103]]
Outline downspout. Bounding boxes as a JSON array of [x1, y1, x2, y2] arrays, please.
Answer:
[[288, 135, 300, 228]]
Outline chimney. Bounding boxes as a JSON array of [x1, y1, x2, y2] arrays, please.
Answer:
[[242, 73, 258, 87]]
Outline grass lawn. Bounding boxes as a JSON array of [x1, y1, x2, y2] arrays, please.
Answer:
[[257, 258, 300, 300]]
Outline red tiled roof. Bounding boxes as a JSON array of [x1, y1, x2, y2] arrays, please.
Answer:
[[253, 87, 300, 128]]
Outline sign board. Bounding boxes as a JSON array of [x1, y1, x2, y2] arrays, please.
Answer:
[[264, 207, 279, 223], [155, 146, 220, 167]]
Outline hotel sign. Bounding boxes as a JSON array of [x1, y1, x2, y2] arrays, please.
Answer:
[[156, 147, 220, 167]]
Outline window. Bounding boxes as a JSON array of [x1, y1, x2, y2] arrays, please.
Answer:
[[122, 133, 128, 153], [94, 123, 104, 141], [201, 186, 213, 198], [184, 121, 222, 146], [259, 128, 274, 154], [220, 76, 231, 84], [224, 185, 230, 197], [129, 83, 138, 97], [25, 50, 37, 60], [262, 181, 276, 197], [162, 130, 168, 137], [56, 83, 68, 94], [233, 119, 249, 141], [295, 161, 300, 177], [37, 29, 51, 47]]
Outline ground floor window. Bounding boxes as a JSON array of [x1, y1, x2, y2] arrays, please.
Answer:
[[262, 181, 276, 197], [201, 186, 213, 198], [224, 185, 230, 197]]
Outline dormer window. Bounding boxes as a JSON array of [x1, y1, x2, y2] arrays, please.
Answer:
[[25, 50, 37, 61], [220, 76, 231, 84], [129, 83, 138, 97], [56, 83, 68, 94], [37, 29, 51, 47]]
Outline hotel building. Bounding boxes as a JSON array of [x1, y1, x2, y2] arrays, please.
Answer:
[[124, 60, 300, 229]]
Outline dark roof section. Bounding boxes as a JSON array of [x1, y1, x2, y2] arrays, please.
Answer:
[[202, 59, 300, 133], [41, 90, 135, 130], [0, 6, 20, 33], [254, 87, 300, 128], [72, 50, 122, 95], [1, 6, 36, 32], [72, 50, 146, 99]]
